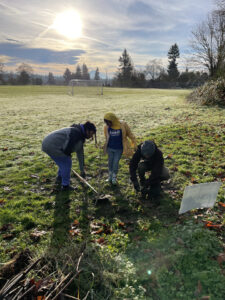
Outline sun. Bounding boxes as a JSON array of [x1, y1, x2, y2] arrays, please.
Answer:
[[52, 10, 82, 39]]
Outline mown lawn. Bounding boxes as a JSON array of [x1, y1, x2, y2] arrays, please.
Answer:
[[0, 85, 225, 299]]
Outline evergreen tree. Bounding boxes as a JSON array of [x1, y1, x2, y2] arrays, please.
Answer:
[[63, 68, 72, 84], [117, 49, 134, 87], [167, 43, 180, 83], [82, 64, 90, 80], [74, 65, 82, 79], [47, 72, 55, 85], [8, 72, 16, 85], [17, 70, 30, 85], [94, 67, 100, 80]]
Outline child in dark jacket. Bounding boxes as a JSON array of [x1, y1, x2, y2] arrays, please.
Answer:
[[42, 121, 96, 190], [129, 140, 170, 203]]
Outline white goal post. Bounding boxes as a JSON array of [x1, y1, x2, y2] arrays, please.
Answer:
[[69, 79, 104, 95]]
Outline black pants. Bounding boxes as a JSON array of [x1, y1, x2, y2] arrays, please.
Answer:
[[137, 161, 170, 195]]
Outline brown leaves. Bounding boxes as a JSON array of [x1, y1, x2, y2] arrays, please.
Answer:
[[204, 221, 223, 230], [2, 233, 14, 240], [96, 237, 106, 244], [30, 230, 47, 242], [184, 171, 192, 177], [0, 199, 5, 206], [165, 154, 173, 159], [90, 222, 112, 235], [191, 177, 198, 184], [0, 223, 13, 232], [217, 253, 225, 265], [218, 202, 225, 208], [69, 220, 81, 237]]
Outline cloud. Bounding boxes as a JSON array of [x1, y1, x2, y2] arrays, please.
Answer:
[[0, 0, 215, 74], [0, 43, 85, 64]]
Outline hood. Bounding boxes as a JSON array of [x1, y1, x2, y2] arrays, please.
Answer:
[[104, 112, 121, 130]]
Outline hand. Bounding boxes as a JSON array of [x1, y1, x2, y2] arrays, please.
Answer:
[[141, 186, 148, 197], [133, 180, 140, 192], [80, 171, 86, 179]]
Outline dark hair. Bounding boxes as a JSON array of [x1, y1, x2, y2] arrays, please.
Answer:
[[83, 121, 96, 133]]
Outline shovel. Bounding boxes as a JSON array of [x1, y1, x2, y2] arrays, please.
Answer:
[[72, 169, 98, 194], [72, 169, 111, 205]]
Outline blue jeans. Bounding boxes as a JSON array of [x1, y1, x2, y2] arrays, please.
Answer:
[[50, 155, 72, 186], [107, 148, 123, 175]]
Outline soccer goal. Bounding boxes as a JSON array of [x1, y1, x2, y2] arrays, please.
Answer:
[[69, 79, 104, 96]]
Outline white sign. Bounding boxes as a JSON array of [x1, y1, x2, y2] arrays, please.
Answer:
[[179, 182, 222, 214]]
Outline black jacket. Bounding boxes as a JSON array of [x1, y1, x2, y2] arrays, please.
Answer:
[[129, 142, 164, 184]]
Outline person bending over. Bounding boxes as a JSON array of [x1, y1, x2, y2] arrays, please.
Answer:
[[42, 121, 96, 191]]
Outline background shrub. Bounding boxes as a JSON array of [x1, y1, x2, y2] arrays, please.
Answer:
[[187, 78, 225, 106]]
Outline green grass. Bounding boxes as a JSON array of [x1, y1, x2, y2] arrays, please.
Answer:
[[0, 85, 225, 299]]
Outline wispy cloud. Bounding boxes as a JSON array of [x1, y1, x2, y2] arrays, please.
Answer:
[[0, 0, 215, 75]]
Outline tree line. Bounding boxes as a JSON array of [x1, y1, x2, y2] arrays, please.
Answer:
[[113, 45, 209, 89], [0, 63, 101, 86], [0, 0, 224, 88], [114, 0, 224, 88]]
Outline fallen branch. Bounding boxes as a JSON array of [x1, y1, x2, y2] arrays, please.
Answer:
[[0, 258, 41, 298], [51, 270, 82, 300], [45, 272, 72, 300]]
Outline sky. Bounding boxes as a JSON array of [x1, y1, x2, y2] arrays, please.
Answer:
[[0, 0, 215, 78]]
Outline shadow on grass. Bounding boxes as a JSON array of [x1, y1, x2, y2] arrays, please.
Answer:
[[50, 190, 72, 249]]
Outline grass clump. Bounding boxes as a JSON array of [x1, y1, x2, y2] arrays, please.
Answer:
[[187, 78, 225, 106], [128, 221, 225, 300]]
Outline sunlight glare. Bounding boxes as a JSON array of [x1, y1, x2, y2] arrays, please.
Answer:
[[53, 10, 82, 39]]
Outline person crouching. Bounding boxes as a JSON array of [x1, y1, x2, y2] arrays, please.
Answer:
[[129, 140, 170, 204], [42, 121, 96, 191]]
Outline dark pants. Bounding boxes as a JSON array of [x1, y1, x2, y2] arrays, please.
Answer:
[[138, 161, 170, 196]]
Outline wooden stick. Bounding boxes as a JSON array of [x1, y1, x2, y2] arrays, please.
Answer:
[[16, 285, 35, 300], [45, 272, 72, 300], [51, 270, 82, 300], [61, 293, 79, 299], [0, 258, 41, 297], [47, 251, 84, 300], [11, 287, 24, 300], [72, 169, 98, 194]]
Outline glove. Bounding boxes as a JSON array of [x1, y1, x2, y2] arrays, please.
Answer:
[[133, 180, 140, 192], [80, 171, 86, 179]]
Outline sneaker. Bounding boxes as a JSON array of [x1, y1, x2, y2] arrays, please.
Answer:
[[61, 185, 77, 191], [112, 174, 117, 185], [106, 172, 112, 183]]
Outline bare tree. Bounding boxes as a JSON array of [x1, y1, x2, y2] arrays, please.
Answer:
[[191, 2, 225, 77], [16, 63, 33, 85], [16, 63, 33, 74], [145, 59, 164, 80]]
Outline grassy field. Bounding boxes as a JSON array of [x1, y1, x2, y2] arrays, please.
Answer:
[[0, 85, 225, 299]]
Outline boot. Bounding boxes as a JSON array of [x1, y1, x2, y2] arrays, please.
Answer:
[[61, 185, 77, 191], [112, 173, 117, 185]]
